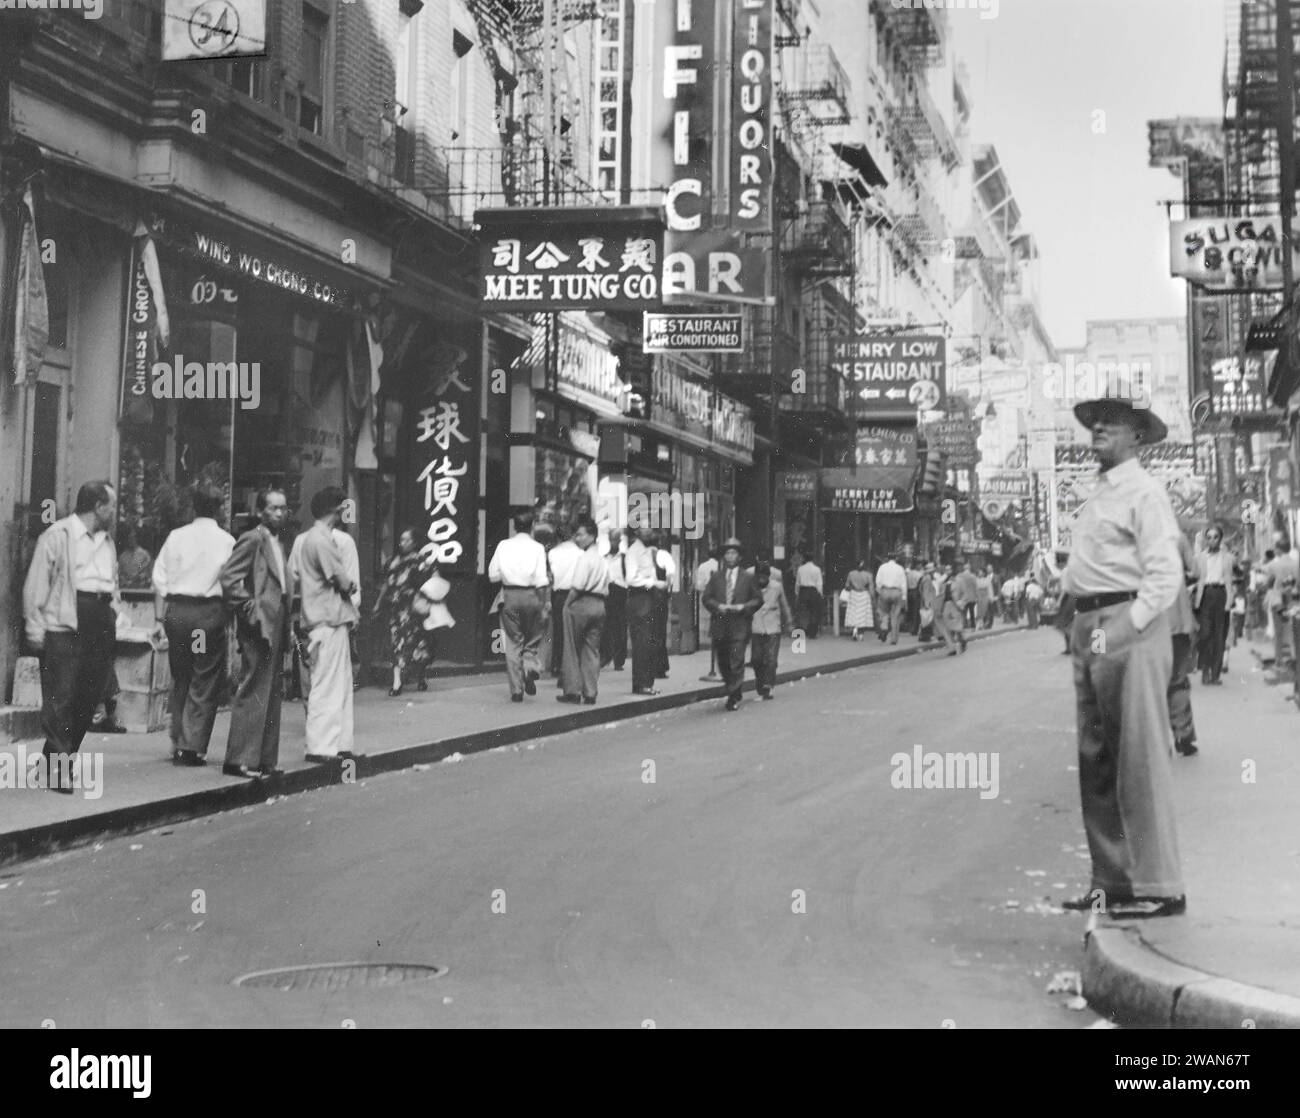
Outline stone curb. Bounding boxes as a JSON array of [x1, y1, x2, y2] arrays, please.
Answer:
[[1084, 924, 1300, 1029]]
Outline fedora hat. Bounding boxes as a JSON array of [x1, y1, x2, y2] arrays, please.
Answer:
[[1072, 373, 1167, 444], [721, 537, 743, 551]]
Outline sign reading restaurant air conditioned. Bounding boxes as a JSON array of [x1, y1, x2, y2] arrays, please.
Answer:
[[477, 208, 664, 312], [832, 335, 947, 419], [643, 314, 744, 353]]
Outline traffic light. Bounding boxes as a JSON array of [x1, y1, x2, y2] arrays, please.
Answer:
[[919, 447, 945, 498]]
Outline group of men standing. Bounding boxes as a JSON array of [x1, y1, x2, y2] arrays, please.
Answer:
[[23, 480, 363, 791]]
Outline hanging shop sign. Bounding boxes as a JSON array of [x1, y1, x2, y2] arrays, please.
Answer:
[[729, 0, 774, 235], [411, 337, 480, 574], [477, 207, 663, 312], [833, 335, 946, 418], [980, 473, 1032, 500], [119, 240, 160, 426], [712, 394, 755, 455], [1211, 350, 1274, 416], [553, 319, 632, 415], [819, 471, 914, 515], [643, 313, 744, 353], [776, 469, 818, 501], [162, 0, 268, 60], [1169, 216, 1300, 293], [922, 417, 979, 469], [648, 359, 756, 460]]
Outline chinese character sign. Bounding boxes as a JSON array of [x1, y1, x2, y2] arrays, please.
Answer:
[[477, 211, 664, 311], [412, 339, 480, 574], [1211, 350, 1275, 416]]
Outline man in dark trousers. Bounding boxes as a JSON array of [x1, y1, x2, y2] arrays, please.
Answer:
[[557, 517, 608, 705], [702, 538, 763, 711], [219, 488, 290, 779], [1192, 525, 1235, 685], [624, 520, 669, 695], [1060, 386, 1185, 920], [22, 480, 119, 793], [151, 483, 235, 766]]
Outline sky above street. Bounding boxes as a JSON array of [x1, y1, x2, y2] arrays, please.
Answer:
[[948, 0, 1226, 350]]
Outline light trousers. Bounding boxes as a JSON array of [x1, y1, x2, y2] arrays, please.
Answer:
[[304, 624, 354, 758]]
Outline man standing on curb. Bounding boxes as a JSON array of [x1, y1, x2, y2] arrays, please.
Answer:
[[1168, 532, 1199, 757], [547, 528, 581, 678], [152, 483, 234, 767], [488, 510, 550, 703], [875, 553, 908, 645], [601, 529, 628, 672], [1192, 525, 1234, 685], [794, 550, 824, 639], [558, 517, 608, 706], [702, 538, 762, 711], [1060, 387, 1186, 920], [625, 521, 668, 696], [22, 480, 120, 793], [750, 563, 792, 700], [297, 487, 361, 764], [220, 488, 290, 780]]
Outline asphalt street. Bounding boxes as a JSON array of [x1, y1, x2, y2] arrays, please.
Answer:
[[0, 628, 1106, 1027]]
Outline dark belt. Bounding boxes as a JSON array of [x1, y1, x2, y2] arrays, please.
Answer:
[[502, 585, 542, 591], [1073, 590, 1137, 613], [167, 594, 223, 604], [569, 589, 607, 599], [76, 591, 112, 603]]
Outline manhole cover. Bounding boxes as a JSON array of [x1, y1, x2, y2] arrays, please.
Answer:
[[233, 962, 448, 992]]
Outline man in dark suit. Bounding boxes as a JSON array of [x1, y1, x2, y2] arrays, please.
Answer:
[[219, 488, 290, 779], [702, 538, 763, 711]]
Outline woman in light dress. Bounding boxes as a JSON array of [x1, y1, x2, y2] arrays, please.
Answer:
[[843, 559, 875, 641]]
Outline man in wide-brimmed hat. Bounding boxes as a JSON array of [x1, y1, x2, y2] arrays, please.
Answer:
[[701, 538, 763, 711], [1059, 385, 1187, 919]]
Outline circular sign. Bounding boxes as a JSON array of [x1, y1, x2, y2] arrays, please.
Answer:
[[909, 379, 941, 410], [188, 0, 241, 57], [1241, 499, 1260, 525], [981, 498, 1005, 521]]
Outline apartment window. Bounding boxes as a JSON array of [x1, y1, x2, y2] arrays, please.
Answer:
[[450, 29, 474, 142], [226, 57, 265, 101], [301, 3, 330, 135]]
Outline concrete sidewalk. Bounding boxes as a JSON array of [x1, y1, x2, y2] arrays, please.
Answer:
[[1082, 639, 1300, 1028]]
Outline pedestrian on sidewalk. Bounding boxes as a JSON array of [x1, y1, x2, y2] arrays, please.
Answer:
[[489, 510, 550, 703], [917, 562, 938, 642], [372, 527, 435, 696], [1264, 545, 1298, 668], [750, 563, 792, 700], [904, 558, 922, 635], [1060, 389, 1186, 920], [296, 488, 361, 765], [703, 538, 762, 711], [954, 561, 979, 630], [22, 480, 120, 793], [557, 517, 608, 706], [219, 487, 290, 780], [1167, 533, 1199, 757], [151, 483, 234, 766], [1000, 572, 1021, 626], [841, 560, 875, 641], [1023, 575, 1044, 629], [1193, 525, 1234, 685], [937, 578, 966, 655], [875, 553, 907, 645], [794, 550, 824, 639], [975, 568, 994, 629], [625, 522, 669, 695], [547, 528, 581, 678], [601, 530, 628, 671], [653, 531, 676, 678]]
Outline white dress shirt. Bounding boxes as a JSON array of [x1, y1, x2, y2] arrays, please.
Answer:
[[624, 539, 663, 589], [1061, 457, 1182, 631], [69, 516, 116, 593], [488, 533, 549, 588], [875, 559, 908, 594], [694, 557, 719, 592], [291, 527, 360, 609], [795, 561, 823, 594], [1199, 550, 1232, 586], [570, 546, 610, 597], [153, 517, 235, 598], [606, 550, 628, 588], [548, 539, 583, 592], [659, 548, 678, 592]]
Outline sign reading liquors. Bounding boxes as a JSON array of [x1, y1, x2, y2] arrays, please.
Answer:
[[833, 335, 946, 417], [643, 313, 744, 353]]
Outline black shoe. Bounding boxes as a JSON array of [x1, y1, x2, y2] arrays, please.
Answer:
[[388, 686, 404, 697], [759, 691, 774, 701], [338, 750, 366, 761], [582, 697, 597, 705], [260, 767, 284, 778], [511, 693, 524, 703], [47, 782, 74, 795], [222, 763, 263, 779], [172, 750, 206, 767], [1061, 891, 1108, 911], [1107, 896, 1187, 919], [613, 664, 625, 671], [633, 687, 661, 696], [724, 696, 741, 711], [416, 678, 429, 692], [524, 671, 538, 696], [1176, 742, 1199, 756], [303, 754, 334, 765], [556, 694, 581, 704], [93, 720, 128, 734]]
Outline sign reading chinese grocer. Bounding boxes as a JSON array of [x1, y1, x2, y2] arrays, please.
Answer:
[[1169, 216, 1300, 292], [643, 313, 744, 353], [477, 207, 663, 312], [832, 335, 946, 418], [412, 338, 480, 574]]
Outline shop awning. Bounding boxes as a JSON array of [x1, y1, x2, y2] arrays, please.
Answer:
[[831, 142, 889, 189]]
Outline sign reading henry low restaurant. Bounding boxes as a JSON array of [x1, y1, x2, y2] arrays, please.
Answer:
[[643, 313, 744, 353], [1170, 216, 1300, 293], [821, 426, 918, 514], [832, 335, 946, 418], [477, 207, 663, 312], [162, 0, 268, 61]]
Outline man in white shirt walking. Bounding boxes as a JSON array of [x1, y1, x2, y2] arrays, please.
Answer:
[[794, 551, 824, 639], [488, 511, 550, 702], [152, 483, 235, 766], [875, 553, 908, 645], [624, 521, 669, 695], [547, 530, 582, 677], [558, 517, 608, 705], [1192, 525, 1235, 685]]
